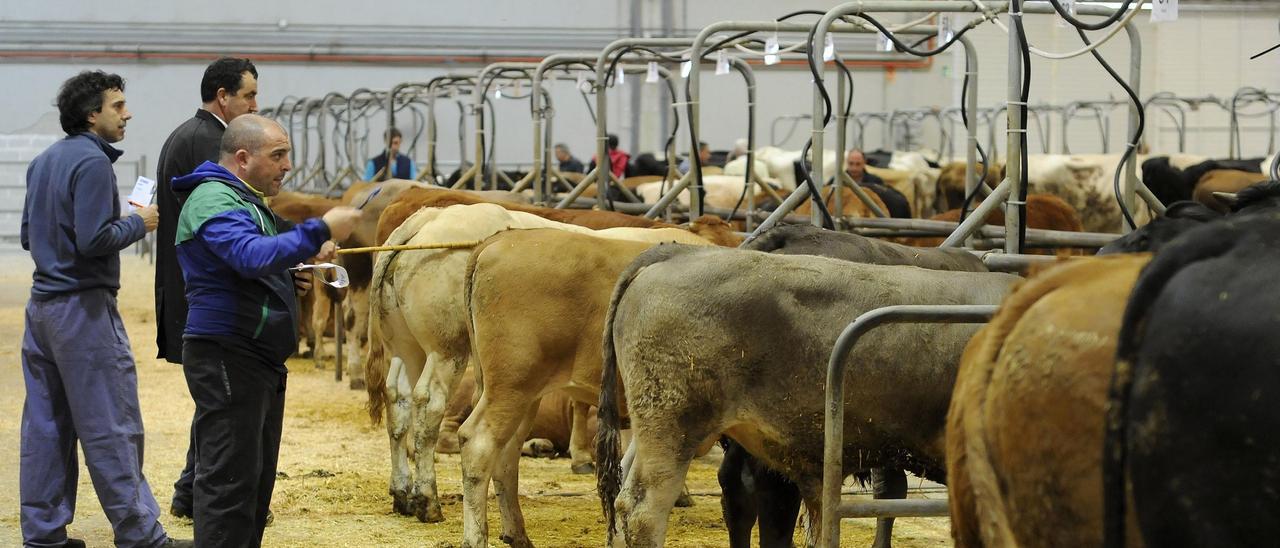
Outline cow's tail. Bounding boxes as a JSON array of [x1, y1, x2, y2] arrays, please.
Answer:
[[596, 243, 694, 543], [1104, 223, 1238, 548], [462, 234, 498, 400], [363, 207, 438, 424]]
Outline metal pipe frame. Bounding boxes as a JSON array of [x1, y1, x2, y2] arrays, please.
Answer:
[[746, 21, 971, 242], [423, 74, 478, 183], [469, 62, 540, 190], [822, 304, 998, 548]]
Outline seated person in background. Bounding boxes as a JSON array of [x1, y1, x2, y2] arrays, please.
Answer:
[[678, 141, 712, 174], [589, 133, 630, 180], [554, 143, 585, 173], [364, 128, 416, 181], [843, 148, 911, 218]]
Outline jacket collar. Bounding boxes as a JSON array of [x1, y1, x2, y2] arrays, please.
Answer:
[[75, 132, 123, 163]]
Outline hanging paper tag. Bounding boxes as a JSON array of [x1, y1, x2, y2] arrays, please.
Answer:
[[823, 34, 835, 62], [681, 59, 692, 78], [1151, 0, 1178, 22], [646, 61, 659, 83], [1055, 0, 1076, 27], [764, 33, 780, 65], [878, 33, 894, 53], [616, 64, 625, 85], [576, 72, 589, 93], [715, 51, 730, 75], [940, 14, 954, 42], [493, 87, 502, 99]]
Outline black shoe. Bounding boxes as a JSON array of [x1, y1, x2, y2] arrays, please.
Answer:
[[163, 538, 195, 548], [170, 503, 193, 519], [60, 540, 86, 548]]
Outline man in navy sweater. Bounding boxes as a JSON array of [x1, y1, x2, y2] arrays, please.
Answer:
[[173, 114, 360, 547], [20, 71, 191, 547]]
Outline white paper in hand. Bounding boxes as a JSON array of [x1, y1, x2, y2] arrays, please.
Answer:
[[290, 262, 350, 289], [128, 176, 156, 211]]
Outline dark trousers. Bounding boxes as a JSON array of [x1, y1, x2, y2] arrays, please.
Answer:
[[20, 289, 167, 548], [182, 338, 286, 548], [172, 416, 196, 515]]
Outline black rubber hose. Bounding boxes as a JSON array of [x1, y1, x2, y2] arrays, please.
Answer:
[[1048, 0, 1135, 31], [1074, 24, 1144, 230]]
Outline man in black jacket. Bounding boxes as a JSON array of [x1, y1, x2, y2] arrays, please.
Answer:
[[844, 148, 911, 218], [154, 56, 258, 520]]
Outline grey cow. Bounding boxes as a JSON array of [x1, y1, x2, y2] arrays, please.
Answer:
[[596, 244, 1018, 547]]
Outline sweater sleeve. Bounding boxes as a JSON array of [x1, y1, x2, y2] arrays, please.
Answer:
[[196, 210, 331, 279], [72, 156, 145, 257]]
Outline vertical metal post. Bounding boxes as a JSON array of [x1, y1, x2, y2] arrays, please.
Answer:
[[1122, 22, 1142, 232], [1004, 4, 1025, 254], [962, 36, 979, 247]]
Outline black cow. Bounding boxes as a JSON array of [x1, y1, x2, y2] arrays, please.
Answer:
[[1104, 210, 1280, 548]]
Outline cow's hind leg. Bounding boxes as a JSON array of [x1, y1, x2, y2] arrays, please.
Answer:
[[408, 353, 465, 523], [568, 401, 594, 474], [345, 287, 369, 390], [459, 393, 538, 548], [617, 430, 699, 548], [493, 403, 538, 548], [754, 460, 801, 548], [870, 467, 907, 548], [385, 357, 414, 515]]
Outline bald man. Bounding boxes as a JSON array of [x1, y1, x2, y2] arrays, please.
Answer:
[[171, 114, 360, 547], [844, 149, 911, 218]]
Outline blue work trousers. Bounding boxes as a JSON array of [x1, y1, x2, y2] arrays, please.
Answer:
[[20, 288, 168, 548]]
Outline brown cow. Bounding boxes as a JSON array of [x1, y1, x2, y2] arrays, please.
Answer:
[[947, 255, 1148, 547], [456, 228, 714, 547], [1192, 169, 1270, 213], [894, 193, 1083, 254], [437, 373, 597, 465], [794, 184, 890, 220], [936, 161, 1005, 212]]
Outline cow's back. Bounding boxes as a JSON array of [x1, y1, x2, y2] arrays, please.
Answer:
[[744, 224, 988, 272]]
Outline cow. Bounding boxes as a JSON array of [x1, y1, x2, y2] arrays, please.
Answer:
[[455, 228, 716, 548], [1099, 181, 1280, 254], [364, 203, 712, 524], [634, 174, 772, 212], [1139, 155, 1260, 205], [715, 224, 988, 547], [595, 245, 1019, 547], [436, 373, 597, 464], [935, 161, 1004, 212], [1104, 205, 1280, 548], [892, 193, 1084, 254], [1191, 169, 1269, 213], [267, 190, 344, 360], [946, 255, 1150, 548]]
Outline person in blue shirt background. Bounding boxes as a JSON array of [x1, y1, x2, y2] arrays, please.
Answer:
[[363, 127, 416, 181], [20, 70, 191, 548]]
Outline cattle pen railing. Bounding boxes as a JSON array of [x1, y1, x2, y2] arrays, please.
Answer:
[[821, 304, 999, 548]]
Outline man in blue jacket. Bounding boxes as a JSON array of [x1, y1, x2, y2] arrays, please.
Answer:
[[21, 70, 190, 548], [172, 114, 359, 547]]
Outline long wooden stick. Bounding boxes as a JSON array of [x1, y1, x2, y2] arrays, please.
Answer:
[[336, 240, 483, 255]]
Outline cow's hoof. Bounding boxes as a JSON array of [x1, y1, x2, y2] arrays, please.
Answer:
[[349, 378, 366, 390], [391, 491, 412, 516], [570, 462, 595, 475], [411, 493, 445, 523], [299, 348, 313, 359], [674, 492, 695, 508], [499, 533, 534, 548], [521, 438, 556, 458]]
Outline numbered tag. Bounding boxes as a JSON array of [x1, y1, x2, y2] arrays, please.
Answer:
[[646, 61, 659, 83], [764, 33, 780, 65], [1055, 0, 1076, 27], [940, 14, 954, 42], [715, 51, 730, 75], [576, 72, 589, 93], [616, 64, 625, 85], [823, 34, 835, 62], [681, 59, 692, 78], [1151, 0, 1178, 22], [878, 33, 894, 53]]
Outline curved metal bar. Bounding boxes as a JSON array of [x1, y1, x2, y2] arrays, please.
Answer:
[[823, 304, 997, 548]]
